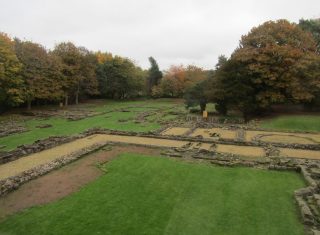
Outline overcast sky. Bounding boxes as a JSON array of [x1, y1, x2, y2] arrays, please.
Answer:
[[0, 0, 319, 70]]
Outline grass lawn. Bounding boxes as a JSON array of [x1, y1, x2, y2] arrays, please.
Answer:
[[0, 99, 183, 151], [260, 115, 320, 132], [0, 154, 306, 235]]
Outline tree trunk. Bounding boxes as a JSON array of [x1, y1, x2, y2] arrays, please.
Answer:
[[75, 82, 80, 105], [65, 95, 69, 106], [200, 101, 207, 113], [27, 99, 31, 110], [75, 92, 79, 105]]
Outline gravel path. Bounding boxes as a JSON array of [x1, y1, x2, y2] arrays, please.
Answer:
[[0, 134, 319, 180]]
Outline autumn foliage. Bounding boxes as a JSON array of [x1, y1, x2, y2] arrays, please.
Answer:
[[0, 18, 319, 118], [151, 65, 207, 98], [205, 19, 320, 120], [0, 36, 146, 111]]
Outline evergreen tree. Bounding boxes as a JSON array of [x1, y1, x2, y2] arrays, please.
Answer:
[[147, 57, 162, 95]]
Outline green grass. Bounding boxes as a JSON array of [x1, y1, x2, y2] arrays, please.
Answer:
[[0, 154, 306, 235], [0, 100, 182, 151], [260, 115, 320, 132]]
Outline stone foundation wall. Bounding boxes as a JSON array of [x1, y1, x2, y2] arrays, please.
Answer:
[[0, 122, 27, 138], [0, 135, 81, 164], [0, 142, 107, 196], [0, 127, 319, 234], [1, 127, 318, 166]]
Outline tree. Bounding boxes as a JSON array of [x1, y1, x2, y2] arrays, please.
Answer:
[[299, 18, 320, 52], [147, 57, 162, 95], [0, 33, 24, 110], [151, 65, 185, 98], [95, 51, 113, 64], [78, 47, 99, 101], [53, 42, 98, 105], [14, 39, 63, 109], [206, 20, 320, 120], [152, 65, 207, 98], [206, 58, 256, 120], [184, 79, 208, 112], [53, 42, 81, 105], [215, 55, 228, 70], [97, 55, 146, 99], [184, 65, 207, 91], [234, 20, 318, 107]]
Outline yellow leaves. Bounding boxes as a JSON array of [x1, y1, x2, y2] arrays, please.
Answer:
[[95, 51, 113, 64]]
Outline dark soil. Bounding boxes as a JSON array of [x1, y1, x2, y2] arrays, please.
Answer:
[[0, 146, 161, 219]]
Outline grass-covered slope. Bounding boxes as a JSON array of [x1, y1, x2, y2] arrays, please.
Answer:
[[260, 115, 320, 132], [0, 100, 182, 151], [0, 154, 306, 235]]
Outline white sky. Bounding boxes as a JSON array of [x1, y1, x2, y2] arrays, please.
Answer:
[[0, 0, 319, 70]]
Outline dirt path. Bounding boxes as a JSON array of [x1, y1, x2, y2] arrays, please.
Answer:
[[0, 133, 319, 181], [0, 146, 161, 219]]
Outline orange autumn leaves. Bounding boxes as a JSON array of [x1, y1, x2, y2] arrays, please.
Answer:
[[152, 65, 207, 97]]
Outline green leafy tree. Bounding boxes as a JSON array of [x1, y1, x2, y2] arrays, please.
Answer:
[[215, 55, 228, 70], [78, 47, 99, 100], [184, 79, 208, 112], [0, 33, 24, 110], [53, 42, 82, 105], [14, 39, 64, 109], [97, 56, 146, 99], [53, 43, 98, 105], [206, 58, 256, 120]]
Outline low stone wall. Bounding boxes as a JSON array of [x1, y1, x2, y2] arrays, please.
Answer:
[[1, 127, 319, 166], [0, 142, 107, 196], [0, 122, 27, 138], [185, 115, 245, 124], [96, 129, 320, 151], [0, 135, 81, 164], [0, 134, 319, 234], [177, 121, 320, 135]]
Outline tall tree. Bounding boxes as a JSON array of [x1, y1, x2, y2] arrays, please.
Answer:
[[97, 56, 145, 99], [215, 55, 228, 70], [78, 47, 99, 101], [299, 18, 320, 52], [147, 57, 162, 95], [207, 20, 320, 120], [184, 79, 208, 112], [184, 65, 207, 91], [52, 42, 98, 105], [153, 65, 207, 98], [14, 39, 63, 109], [0, 33, 24, 110]]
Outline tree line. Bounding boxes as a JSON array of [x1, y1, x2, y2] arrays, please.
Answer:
[[0, 35, 154, 111], [185, 18, 320, 121], [1, 18, 319, 119]]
